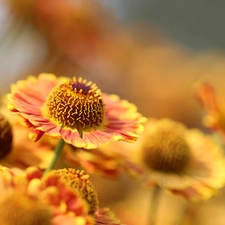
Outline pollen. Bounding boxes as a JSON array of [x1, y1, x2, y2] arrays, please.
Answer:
[[53, 168, 99, 215], [45, 77, 105, 138], [0, 113, 13, 159], [142, 130, 192, 174]]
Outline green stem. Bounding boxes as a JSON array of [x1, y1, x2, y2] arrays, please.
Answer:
[[149, 186, 162, 225], [43, 138, 65, 176]]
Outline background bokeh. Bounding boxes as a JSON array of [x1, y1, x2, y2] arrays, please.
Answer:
[[99, 0, 225, 51], [1, 0, 225, 129], [1, 1, 225, 224]]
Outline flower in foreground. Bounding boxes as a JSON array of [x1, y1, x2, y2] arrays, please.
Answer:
[[7, 73, 146, 149], [0, 108, 54, 169], [104, 118, 225, 201], [0, 166, 124, 225]]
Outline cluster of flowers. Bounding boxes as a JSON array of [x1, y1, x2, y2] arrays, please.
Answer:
[[1, 73, 225, 224]]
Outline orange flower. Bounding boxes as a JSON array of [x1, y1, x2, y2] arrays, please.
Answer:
[[0, 108, 54, 169], [138, 118, 225, 201], [64, 147, 122, 179], [7, 73, 145, 149], [7, 0, 132, 67], [195, 82, 225, 138], [0, 166, 124, 225], [63, 142, 142, 179], [102, 118, 225, 201]]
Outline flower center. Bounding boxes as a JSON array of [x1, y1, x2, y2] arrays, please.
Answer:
[[46, 77, 104, 138], [54, 168, 99, 215], [142, 131, 191, 173], [0, 114, 13, 159], [0, 193, 52, 225]]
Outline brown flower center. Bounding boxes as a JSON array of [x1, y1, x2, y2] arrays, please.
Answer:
[[54, 168, 99, 215], [0, 113, 13, 159], [0, 193, 51, 225], [46, 77, 105, 138], [142, 131, 191, 173]]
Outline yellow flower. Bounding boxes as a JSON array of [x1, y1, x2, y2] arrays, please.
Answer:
[[0, 166, 124, 225], [138, 118, 225, 201], [106, 118, 225, 201], [7, 73, 146, 149], [49, 168, 99, 215]]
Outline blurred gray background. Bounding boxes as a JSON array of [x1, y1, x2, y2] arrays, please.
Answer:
[[98, 0, 225, 51]]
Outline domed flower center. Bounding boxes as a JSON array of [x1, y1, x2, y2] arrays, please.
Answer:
[[142, 131, 191, 173], [46, 77, 105, 138], [0, 113, 13, 159], [53, 168, 99, 215]]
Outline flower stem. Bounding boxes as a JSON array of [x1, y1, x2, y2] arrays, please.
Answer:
[[149, 186, 162, 225], [43, 138, 65, 176]]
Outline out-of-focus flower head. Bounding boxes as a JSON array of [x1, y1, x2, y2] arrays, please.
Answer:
[[6, 0, 133, 74], [63, 146, 124, 179], [0, 112, 13, 160], [105, 118, 225, 202], [138, 118, 225, 201], [63, 142, 142, 179], [7, 73, 146, 149], [195, 81, 225, 138], [0, 106, 54, 169], [0, 166, 125, 225]]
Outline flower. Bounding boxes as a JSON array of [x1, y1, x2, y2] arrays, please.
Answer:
[[49, 168, 99, 215], [0, 166, 124, 225], [106, 118, 225, 201], [95, 208, 124, 225], [7, 73, 146, 149], [63, 142, 142, 179], [0, 107, 54, 169], [6, 0, 133, 73], [195, 81, 225, 138], [0, 112, 13, 160], [63, 146, 124, 179]]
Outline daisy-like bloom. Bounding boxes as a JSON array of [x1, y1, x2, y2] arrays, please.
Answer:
[[7, 73, 145, 149], [103, 118, 225, 201], [195, 82, 225, 138], [0, 108, 54, 169], [0, 166, 124, 225]]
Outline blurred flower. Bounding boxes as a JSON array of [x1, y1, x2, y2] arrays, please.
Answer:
[[0, 112, 13, 159], [0, 108, 54, 169], [103, 118, 225, 201], [6, 0, 133, 75], [64, 146, 123, 179], [7, 73, 146, 149], [95, 208, 124, 225], [0, 166, 124, 225], [63, 142, 142, 179], [138, 118, 225, 201], [195, 82, 225, 138]]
